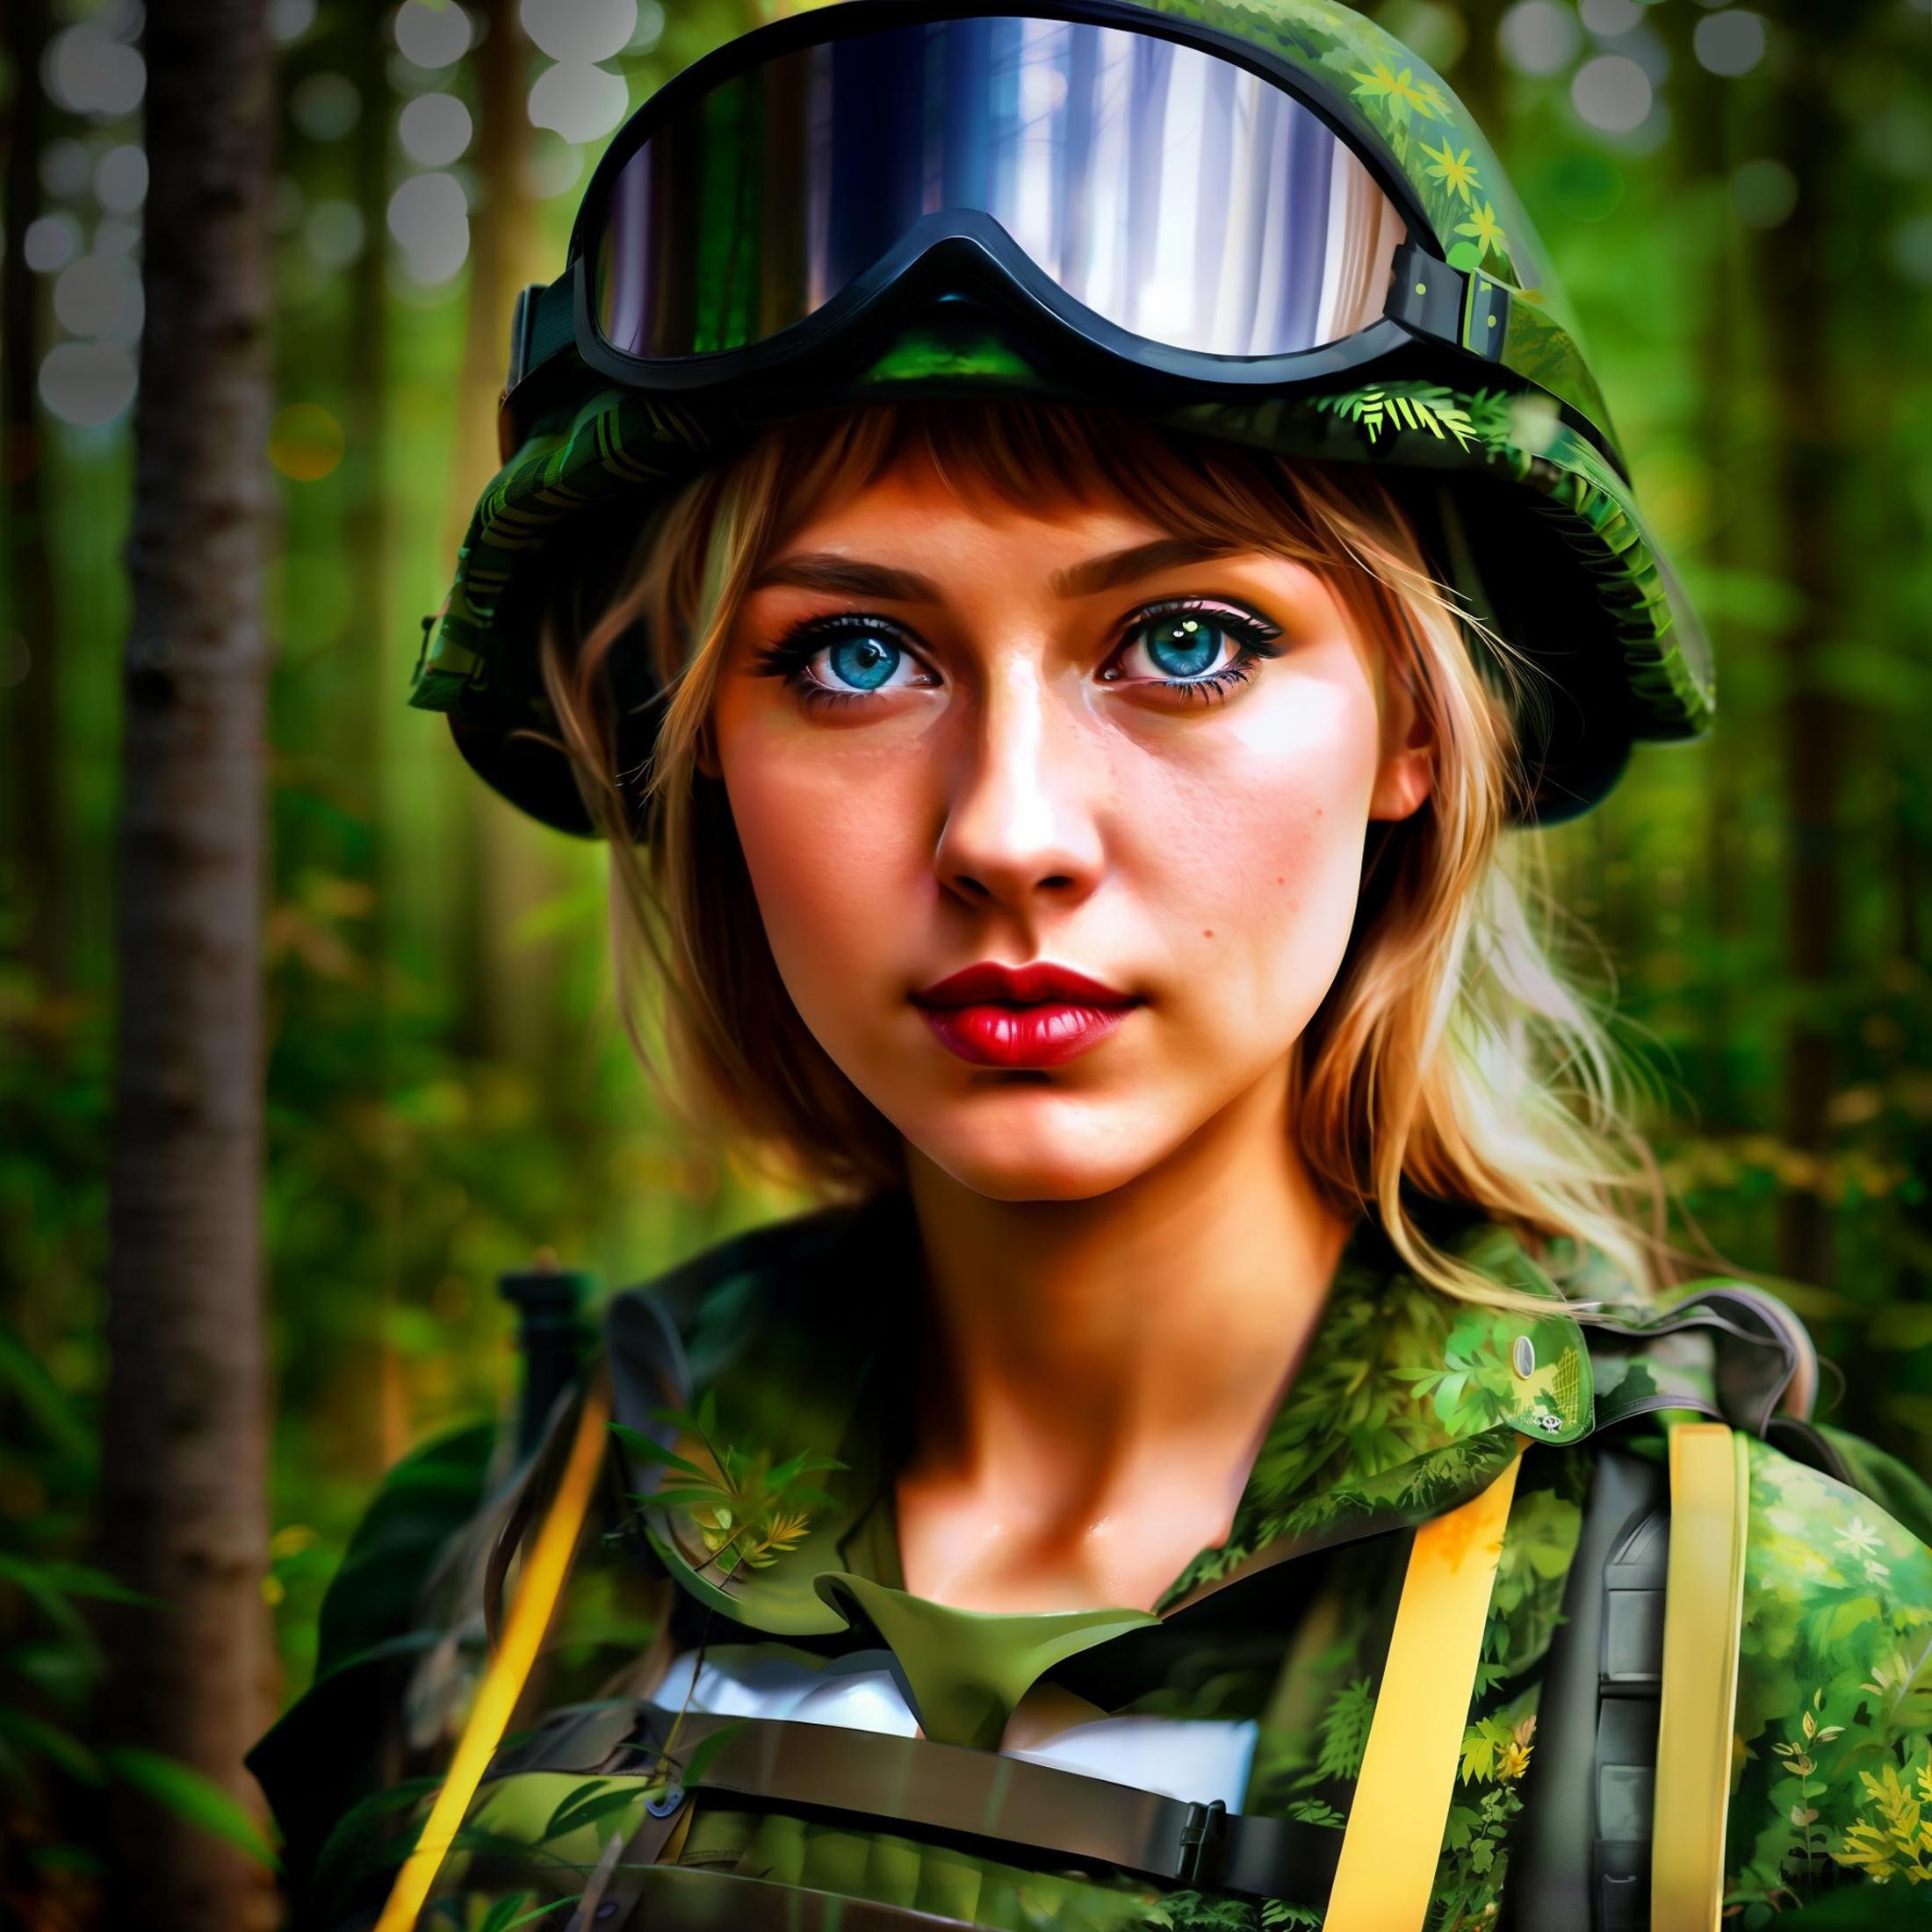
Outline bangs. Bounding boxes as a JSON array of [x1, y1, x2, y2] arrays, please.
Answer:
[[738, 400, 1351, 580]]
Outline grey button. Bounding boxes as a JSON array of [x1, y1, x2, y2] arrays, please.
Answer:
[[1511, 1334, 1536, 1379]]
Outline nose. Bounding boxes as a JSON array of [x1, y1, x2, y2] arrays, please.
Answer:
[[934, 658, 1105, 913]]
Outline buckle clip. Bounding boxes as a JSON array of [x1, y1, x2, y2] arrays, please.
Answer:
[[1176, 1799, 1228, 1885]]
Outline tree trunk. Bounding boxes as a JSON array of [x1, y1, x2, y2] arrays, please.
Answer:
[[447, 0, 562, 1068], [101, 3, 279, 1927], [3, 0, 66, 994]]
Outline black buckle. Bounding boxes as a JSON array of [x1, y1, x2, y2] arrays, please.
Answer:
[[1175, 1799, 1228, 1886]]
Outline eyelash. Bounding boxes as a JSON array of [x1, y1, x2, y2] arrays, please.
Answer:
[[751, 597, 1286, 710]]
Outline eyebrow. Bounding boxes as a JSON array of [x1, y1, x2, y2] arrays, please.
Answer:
[[748, 537, 1244, 605], [747, 555, 942, 601], [1049, 537, 1242, 599]]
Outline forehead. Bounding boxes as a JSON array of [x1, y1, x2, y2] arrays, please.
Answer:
[[768, 443, 1169, 564]]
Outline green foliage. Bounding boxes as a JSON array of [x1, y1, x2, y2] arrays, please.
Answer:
[[616, 1393, 847, 1579], [97, 1746, 279, 1869], [1313, 1677, 1376, 1784]]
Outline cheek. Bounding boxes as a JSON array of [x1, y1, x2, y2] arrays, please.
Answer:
[[1129, 665, 1381, 1019], [715, 717, 927, 1006]]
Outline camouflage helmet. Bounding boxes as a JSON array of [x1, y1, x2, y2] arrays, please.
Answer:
[[415, 0, 1712, 833]]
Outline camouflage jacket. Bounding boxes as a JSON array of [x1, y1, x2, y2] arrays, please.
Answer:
[[250, 1197, 1932, 1931]]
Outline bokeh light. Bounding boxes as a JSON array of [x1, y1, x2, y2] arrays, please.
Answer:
[[394, 1, 474, 69], [54, 254, 144, 345], [269, 403, 346, 482], [94, 145, 148, 216], [399, 93, 473, 168], [25, 213, 82, 275], [38, 342, 138, 427], [520, 0, 636, 64], [1571, 54, 1653, 133], [291, 72, 362, 143], [1373, 1, 1466, 73], [387, 171, 470, 284], [1578, 0, 1644, 35], [522, 133, 585, 200], [305, 200, 366, 270], [629, 0, 665, 54], [268, 0, 318, 47], [44, 26, 147, 119], [527, 61, 631, 144], [41, 138, 92, 201], [1694, 11, 1767, 78], [1498, 2, 1581, 77]]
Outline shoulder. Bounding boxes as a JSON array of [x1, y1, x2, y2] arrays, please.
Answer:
[[1727, 1429, 1932, 1911]]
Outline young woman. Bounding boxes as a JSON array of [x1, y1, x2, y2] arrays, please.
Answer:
[[252, 4, 1932, 1929]]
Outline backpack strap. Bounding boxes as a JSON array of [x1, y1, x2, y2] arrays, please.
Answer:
[[373, 1377, 613, 1932], [1325, 1445, 1527, 1929], [1652, 1423, 1750, 1932]]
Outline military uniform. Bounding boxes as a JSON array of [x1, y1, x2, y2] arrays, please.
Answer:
[[251, 1196, 1932, 1930]]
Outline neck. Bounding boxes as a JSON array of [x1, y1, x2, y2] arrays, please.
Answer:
[[902, 1066, 1354, 1519]]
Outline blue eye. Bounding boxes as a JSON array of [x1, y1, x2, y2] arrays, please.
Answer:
[[1136, 614, 1229, 681], [1107, 601, 1283, 696], [751, 616, 937, 707], [826, 633, 901, 690]]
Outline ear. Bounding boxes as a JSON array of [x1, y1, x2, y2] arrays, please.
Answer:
[[693, 721, 723, 781], [1368, 668, 1434, 823]]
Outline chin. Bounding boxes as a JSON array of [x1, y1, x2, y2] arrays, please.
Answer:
[[897, 1092, 1172, 1202]]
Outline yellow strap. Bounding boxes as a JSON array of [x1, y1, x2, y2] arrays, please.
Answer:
[[374, 1381, 612, 1932], [1652, 1423, 1750, 1932], [1325, 1445, 1525, 1931]]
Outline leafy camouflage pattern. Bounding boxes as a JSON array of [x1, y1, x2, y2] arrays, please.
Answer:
[[409, 0, 1713, 834], [256, 1203, 1932, 1930]]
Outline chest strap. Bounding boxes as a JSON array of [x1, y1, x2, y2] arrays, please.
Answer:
[[385, 1408, 1523, 1928], [579, 1705, 1342, 1903], [515, 1448, 1527, 1932]]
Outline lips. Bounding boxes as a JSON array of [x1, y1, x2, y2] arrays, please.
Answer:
[[912, 962, 1141, 1069]]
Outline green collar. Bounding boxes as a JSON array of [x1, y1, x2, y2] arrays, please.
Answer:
[[610, 1200, 1594, 1642]]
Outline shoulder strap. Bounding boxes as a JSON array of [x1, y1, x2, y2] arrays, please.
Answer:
[[1325, 1446, 1527, 1929], [374, 1378, 613, 1932], [1651, 1423, 1750, 1932]]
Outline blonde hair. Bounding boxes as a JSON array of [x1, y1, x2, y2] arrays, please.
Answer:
[[540, 400, 1667, 1318]]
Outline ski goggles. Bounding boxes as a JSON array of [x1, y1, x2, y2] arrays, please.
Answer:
[[503, 0, 1516, 429]]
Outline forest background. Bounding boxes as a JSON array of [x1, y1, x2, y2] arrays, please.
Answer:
[[1, 0, 1929, 1925]]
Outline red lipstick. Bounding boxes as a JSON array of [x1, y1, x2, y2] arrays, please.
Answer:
[[912, 962, 1141, 1069]]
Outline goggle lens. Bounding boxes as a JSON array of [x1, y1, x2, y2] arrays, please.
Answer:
[[591, 17, 1409, 362]]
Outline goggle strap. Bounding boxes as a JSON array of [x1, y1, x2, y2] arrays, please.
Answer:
[[508, 273, 575, 393]]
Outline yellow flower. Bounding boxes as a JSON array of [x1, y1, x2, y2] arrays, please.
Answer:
[[1455, 199, 1510, 263], [1497, 1714, 1537, 1782], [1420, 139, 1481, 206], [1349, 55, 1450, 124]]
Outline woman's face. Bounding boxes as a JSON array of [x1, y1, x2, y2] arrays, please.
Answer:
[[707, 452, 1432, 1200]]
